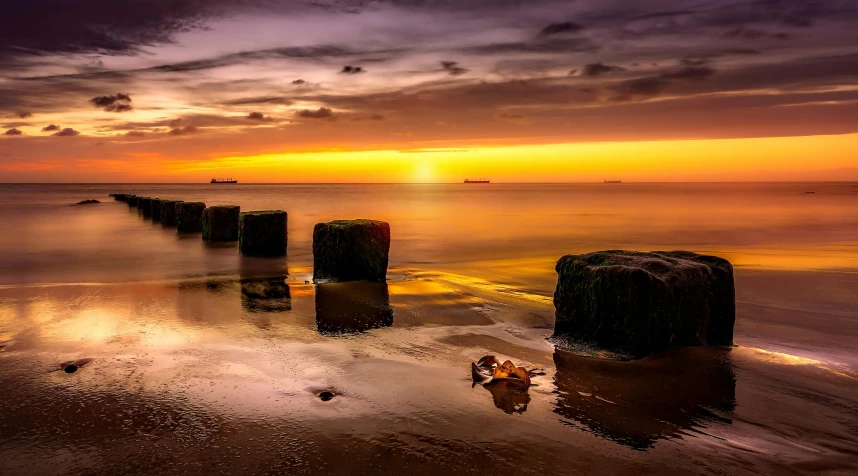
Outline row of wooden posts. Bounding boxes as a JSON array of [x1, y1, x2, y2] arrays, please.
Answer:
[[109, 193, 391, 283], [111, 193, 285, 256]]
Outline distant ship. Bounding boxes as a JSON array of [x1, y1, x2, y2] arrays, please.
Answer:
[[603, 179, 621, 184], [210, 178, 238, 184], [464, 178, 490, 184]]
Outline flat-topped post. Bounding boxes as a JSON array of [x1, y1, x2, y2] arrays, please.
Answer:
[[160, 200, 183, 227], [140, 197, 153, 217], [312, 219, 390, 283], [126, 195, 138, 207], [150, 198, 164, 222], [553, 250, 735, 359], [176, 202, 206, 233], [202, 205, 240, 241], [239, 211, 287, 256]]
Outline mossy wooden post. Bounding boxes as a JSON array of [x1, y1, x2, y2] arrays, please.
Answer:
[[160, 200, 183, 227], [176, 202, 206, 233], [126, 195, 138, 207], [238, 211, 287, 256], [202, 205, 240, 241], [150, 198, 164, 222], [312, 219, 390, 283], [140, 197, 153, 217], [553, 250, 735, 359]]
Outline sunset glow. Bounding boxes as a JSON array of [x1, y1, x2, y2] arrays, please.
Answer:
[[2, 1, 858, 182]]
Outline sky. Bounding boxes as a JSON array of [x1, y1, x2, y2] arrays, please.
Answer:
[[1, 0, 857, 182]]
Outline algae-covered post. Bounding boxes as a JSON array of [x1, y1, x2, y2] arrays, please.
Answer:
[[160, 200, 183, 227], [202, 205, 240, 241], [238, 210, 287, 256], [126, 195, 138, 207], [552, 250, 735, 359], [150, 198, 164, 222], [176, 202, 206, 233], [140, 197, 153, 217], [312, 219, 390, 283]]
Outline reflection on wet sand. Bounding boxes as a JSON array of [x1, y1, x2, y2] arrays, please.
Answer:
[[241, 278, 291, 313], [315, 282, 393, 335], [239, 256, 292, 313], [553, 347, 736, 450], [481, 380, 531, 414]]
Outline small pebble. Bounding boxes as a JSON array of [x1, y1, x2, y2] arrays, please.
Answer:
[[319, 391, 335, 401], [64, 365, 78, 374]]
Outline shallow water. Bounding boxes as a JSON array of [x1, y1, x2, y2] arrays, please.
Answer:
[[1, 183, 857, 474]]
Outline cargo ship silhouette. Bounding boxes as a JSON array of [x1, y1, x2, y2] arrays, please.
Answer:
[[210, 178, 238, 184], [464, 178, 490, 184]]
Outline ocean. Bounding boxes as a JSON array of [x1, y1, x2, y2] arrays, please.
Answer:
[[1, 183, 856, 474]]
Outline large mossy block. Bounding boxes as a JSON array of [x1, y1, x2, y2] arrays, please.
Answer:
[[150, 198, 164, 222], [312, 219, 390, 283], [239, 211, 287, 256], [139, 197, 153, 216], [202, 205, 240, 241], [160, 200, 183, 227], [176, 202, 206, 233], [553, 250, 735, 359]]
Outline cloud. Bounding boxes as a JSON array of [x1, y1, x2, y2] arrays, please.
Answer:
[[340, 66, 365, 74], [4, 128, 22, 136], [125, 130, 146, 137], [54, 128, 80, 136], [583, 63, 626, 77], [17, 112, 32, 119], [169, 125, 198, 136], [42, 124, 61, 132], [90, 93, 132, 112], [296, 107, 334, 119], [247, 111, 273, 121], [607, 77, 670, 102], [223, 96, 292, 106], [0, 0, 235, 63], [495, 112, 532, 125], [351, 113, 385, 121], [661, 66, 716, 80], [539, 22, 584, 36], [292, 79, 306, 84], [441, 61, 468, 76]]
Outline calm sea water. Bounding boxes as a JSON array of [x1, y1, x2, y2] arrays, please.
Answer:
[[1, 183, 857, 474]]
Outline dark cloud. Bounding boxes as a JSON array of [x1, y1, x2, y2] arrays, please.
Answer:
[[54, 128, 80, 137], [0, 0, 238, 62], [223, 96, 292, 106], [4, 128, 22, 136], [461, 37, 596, 55], [724, 27, 788, 40], [169, 125, 199, 136], [42, 124, 61, 132], [17, 112, 32, 118], [441, 61, 468, 76], [661, 66, 716, 80], [296, 107, 334, 119], [90, 93, 132, 112], [583, 63, 626, 77], [607, 77, 671, 102], [292, 79, 306, 84], [125, 130, 146, 137], [247, 111, 273, 121], [539, 22, 584, 36], [340, 66, 365, 74]]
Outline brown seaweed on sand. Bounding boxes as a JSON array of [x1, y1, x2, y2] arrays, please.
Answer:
[[471, 355, 532, 414]]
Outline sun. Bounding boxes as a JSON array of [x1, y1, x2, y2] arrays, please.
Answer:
[[416, 162, 434, 183]]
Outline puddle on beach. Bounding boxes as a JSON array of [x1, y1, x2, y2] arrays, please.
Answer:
[[1, 267, 857, 475]]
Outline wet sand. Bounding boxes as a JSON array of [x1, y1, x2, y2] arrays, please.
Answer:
[[1, 183, 857, 474]]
